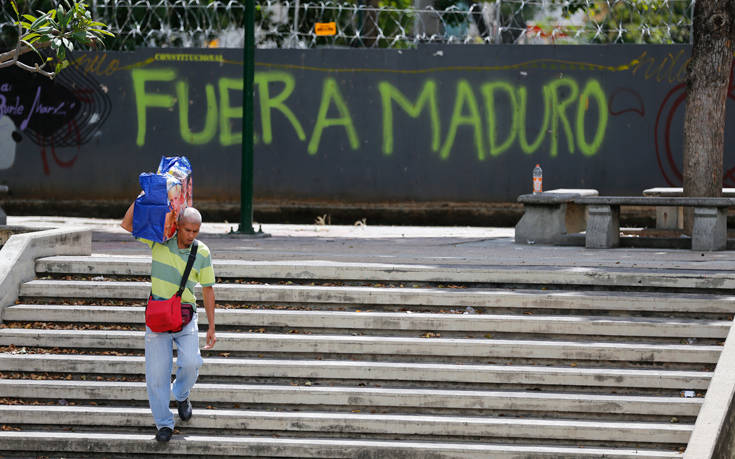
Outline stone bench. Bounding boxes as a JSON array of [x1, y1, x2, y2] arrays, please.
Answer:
[[515, 189, 598, 245], [643, 188, 735, 229], [575, 196, 735, 251], [0, 185, 7, 226]]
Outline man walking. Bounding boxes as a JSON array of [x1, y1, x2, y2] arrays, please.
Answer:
[[121, 204, 217, 442]]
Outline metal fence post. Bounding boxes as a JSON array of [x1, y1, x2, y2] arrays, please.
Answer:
[[236, 0, 256, 234], [495, 0, 502, 44]]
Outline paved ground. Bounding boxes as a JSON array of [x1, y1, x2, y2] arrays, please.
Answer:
[[7, 216, 735, 272]]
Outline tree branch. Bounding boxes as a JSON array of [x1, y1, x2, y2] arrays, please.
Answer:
[[0, 20, 55, 75], [0, 40, 52, 65], [14, 60, 54, 78]]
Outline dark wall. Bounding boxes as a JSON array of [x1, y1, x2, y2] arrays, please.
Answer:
[[0, 45, 730, 203]]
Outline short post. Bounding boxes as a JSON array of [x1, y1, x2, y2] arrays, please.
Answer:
[[585, 204, 620, 249], [656, 206, 683, 230], [692, 207, 727, 251]]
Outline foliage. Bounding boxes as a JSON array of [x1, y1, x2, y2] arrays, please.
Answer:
[[434, 0, 691, 44], [570, 0, 692, 43], [1, 0, 114, 78]]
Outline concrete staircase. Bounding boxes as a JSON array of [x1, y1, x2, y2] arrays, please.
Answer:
[[0, 255, 731, 457]]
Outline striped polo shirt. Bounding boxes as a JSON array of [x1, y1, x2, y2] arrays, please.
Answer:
[[137, 235, 215, 306]]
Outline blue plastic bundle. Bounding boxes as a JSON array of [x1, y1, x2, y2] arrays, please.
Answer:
[[132, 173, 170, 243], [132, 156, 193, 243], [158, 156, 192, 181]]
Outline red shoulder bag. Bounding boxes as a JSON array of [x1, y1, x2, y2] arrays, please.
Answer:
[[145, 241, 198, 333]]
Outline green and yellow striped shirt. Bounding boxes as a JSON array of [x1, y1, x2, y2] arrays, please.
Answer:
[[137, 235, 215, 306]]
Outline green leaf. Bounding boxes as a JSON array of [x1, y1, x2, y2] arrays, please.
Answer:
[[62, 37, 73, 51], [20, 39, 41, 58], [22, 14, 37, 22], [29, 13, 50, 31], [89, 28, 115, 37], [59, 11, 70, 29], [10, 1, 19, 17]]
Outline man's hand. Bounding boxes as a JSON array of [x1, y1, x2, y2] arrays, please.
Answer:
[[204, 325, 216, 350], [121, 201, 135, 233], [202, 286, 216, 350]]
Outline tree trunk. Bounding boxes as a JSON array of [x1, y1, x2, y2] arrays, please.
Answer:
[[682, 0, 734, 231]]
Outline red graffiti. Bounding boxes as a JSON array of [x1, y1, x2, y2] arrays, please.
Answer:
[[72, 88, 94, 104], [654, 61, 735, 187], [608, 87, 645, 117], [39, 120, 81, 175]]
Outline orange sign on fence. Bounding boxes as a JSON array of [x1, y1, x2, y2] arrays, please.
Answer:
[[315, 22, 337, 36]]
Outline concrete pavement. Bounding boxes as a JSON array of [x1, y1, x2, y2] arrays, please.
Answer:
[[6, 215, 735, 272]]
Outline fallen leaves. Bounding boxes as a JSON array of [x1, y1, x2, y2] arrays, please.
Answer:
[[2, 321, 142, 332], [0, 371, 143, 382], [0, 346, 143, 357]]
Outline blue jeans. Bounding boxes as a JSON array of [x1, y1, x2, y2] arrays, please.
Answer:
[[144, 313, 203, 430]]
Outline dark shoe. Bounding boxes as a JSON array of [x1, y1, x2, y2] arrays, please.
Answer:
[[155, 426, 173, 442], [177, 398, 192, 421]]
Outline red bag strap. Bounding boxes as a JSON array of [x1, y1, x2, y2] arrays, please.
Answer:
[[176, 240, 198, 297]]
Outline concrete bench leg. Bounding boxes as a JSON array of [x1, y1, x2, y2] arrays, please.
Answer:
[[585, 204, 620, 249], [515, 204, 568, 244], [656, 205, 683, 230], [692, 207, 727, 251]]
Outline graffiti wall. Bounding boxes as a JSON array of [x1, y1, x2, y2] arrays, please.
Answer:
[[0, 45, 730, 203]]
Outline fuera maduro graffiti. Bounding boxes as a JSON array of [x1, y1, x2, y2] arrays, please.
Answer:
[[133, 68, 608, 159]]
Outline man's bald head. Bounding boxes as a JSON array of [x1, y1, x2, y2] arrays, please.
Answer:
[[178, 207, 202, 226]]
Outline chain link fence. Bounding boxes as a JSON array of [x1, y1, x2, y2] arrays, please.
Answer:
[[1, 0, 694, 51]]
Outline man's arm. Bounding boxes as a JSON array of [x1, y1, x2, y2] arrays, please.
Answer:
[[202, 286, 216, 349], [121, 201, 135, 233]]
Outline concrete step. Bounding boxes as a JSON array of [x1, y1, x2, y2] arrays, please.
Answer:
[[0, 431, 685, 458], [0, 405, 694, 443], [19, 280, 735, 313], [5, 304, 729, 338], [0, 329, 721, 362], [35, 255, 735, 290], [0, 380, 703, 416], [0, 354, 712, 389]]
